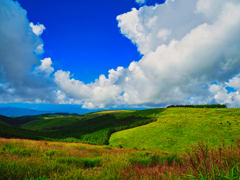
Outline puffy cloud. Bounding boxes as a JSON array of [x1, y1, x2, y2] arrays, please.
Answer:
[[54, 0, 240, 109], [55, 90, 82, 105], [30, 22, 46, 36], [117, 0, 204, 55], [0, 0, 57, 104], [54, 67, 125, 109], [207, 75, 240, 107], [34, 58, 54, 77]]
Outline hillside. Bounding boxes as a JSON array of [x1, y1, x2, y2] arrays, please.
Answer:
[[16, 112, 80, 128], [110, 108, 240, 153], [0, 112, 80, 127], [20, 115, 82, 131], [52, 109, 161, 144], [0, 123, 50, 140], [0, 109, 160, 145], [0, 115, 18, 126], [1, 107, 240, 153]]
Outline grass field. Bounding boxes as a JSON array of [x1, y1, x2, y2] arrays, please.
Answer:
[[0, 137, 240, 179], [1, 107, 240, 179], [110, 108, 240, 154]]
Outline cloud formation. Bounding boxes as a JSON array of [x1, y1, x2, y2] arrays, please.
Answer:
[[54, 0, 240, 108], [1, 0, 240, 109], [30, 22, 46, 36], [0, 0, 57, 103], [54, 67, 125, 109], [34, 58, 54, 77]]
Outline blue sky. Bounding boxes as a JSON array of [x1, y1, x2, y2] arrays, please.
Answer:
[[18, 0, 164, 83], [0, 0, 240, 113]]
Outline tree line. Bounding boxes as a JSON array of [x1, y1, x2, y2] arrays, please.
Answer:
[[166, 104, 227, 108]]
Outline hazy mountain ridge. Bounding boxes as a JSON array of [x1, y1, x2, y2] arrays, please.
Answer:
[[0, 107, 53, 117]]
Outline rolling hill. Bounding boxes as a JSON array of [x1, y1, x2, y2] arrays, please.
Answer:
[[19, 109, 160, 144], [0, 112, 80, 127], [0, 109, 160, 145], [1, 107, 240, 155], [0, 115, 18, 126], [1, 107, 240, 180], [109, 108, 240, 154]]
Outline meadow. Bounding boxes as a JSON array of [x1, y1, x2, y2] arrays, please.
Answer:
[[0, 137, 240, 179], [1, 107, 240, 179], [110, 108, 240, 154]]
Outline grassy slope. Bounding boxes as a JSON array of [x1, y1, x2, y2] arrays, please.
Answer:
[[20, 111, 131, 131], [0, 123, 51, 140], [14, 113, 79, 127], [52, 109, 161, 144], [110, 108, 240, 153], [21, 116, 81, 131], [0, 109, 160, 145]]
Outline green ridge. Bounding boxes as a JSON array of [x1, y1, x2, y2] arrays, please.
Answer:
[[110, 108, 240, 153], [0, 109, 160, 145]]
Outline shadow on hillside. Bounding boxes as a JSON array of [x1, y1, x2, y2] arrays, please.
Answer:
[[55, 108, 166, 145], [0, 108, 166, 145]]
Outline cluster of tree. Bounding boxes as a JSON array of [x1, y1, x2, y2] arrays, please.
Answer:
[[166, 104, 227, 108]]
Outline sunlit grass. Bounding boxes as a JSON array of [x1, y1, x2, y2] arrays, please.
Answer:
[[110, 108, 240, 153], [95, 110, 136, 114], [0, 137, 240, 179]]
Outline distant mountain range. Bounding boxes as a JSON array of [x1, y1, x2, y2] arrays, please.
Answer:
[[0, 107, 54, 117]]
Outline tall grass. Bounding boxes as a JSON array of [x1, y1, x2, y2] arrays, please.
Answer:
[[120, 137, 240, 179], [0, 137, 240, 179]]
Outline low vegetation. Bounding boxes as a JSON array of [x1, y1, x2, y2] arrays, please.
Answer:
[[110, 108, 240, 153], [0, 137, 240, 179], [1, 107, 240, 179]]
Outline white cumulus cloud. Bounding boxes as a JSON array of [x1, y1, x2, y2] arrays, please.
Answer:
[[34, 58, 54, 77], [30, 22, 46, 36], [54, 0, 240, 109], [54, 67, 125, 109], [0, 0, 57, 104]]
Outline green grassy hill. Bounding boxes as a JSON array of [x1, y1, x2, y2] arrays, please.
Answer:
[[14, 113, 79, 127], [0, 123, 50, 140], [110, 108, 240, 153], [0, 109, 160, 145], [1, 107, 240, 153], [21, 116, 81, 131], [51, 109, 161, 144]]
